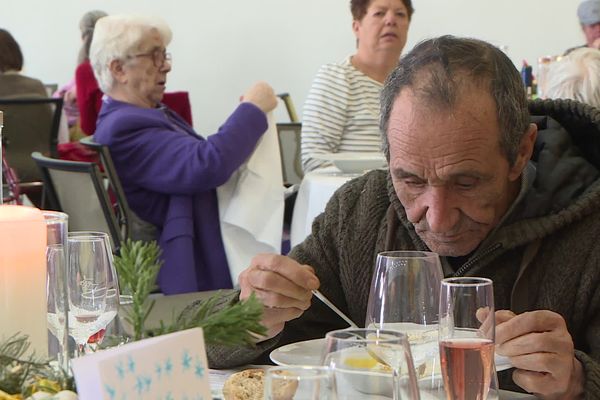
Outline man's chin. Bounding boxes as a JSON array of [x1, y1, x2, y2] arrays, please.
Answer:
[[421, 238, 478, 258]]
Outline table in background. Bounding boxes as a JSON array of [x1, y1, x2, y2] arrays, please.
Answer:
[[290, 168, 358, 247]]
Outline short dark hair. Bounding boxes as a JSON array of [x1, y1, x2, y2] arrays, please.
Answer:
[[0, 29, 24, 72], [351, 0, 414, 21], [380, 35, 529, 166]]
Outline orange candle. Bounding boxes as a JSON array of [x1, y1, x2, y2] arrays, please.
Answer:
[[0, 205, 47, 356]]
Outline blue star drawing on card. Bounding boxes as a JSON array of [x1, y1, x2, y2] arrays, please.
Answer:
[[127, 355, 136, 373], [164, 357, 173, 376], [155, 363, 163, 379], [116, 360, 125, 380], [181, 350, 192, 371], [194, 361, 205, 378], [104, 384, 116, 400], [135, 376, 144, 395], [144, 375, 152, 391]]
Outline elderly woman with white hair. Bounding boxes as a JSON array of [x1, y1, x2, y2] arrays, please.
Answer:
[[544, 47, 600, 108], [91, 14, 277, 294]]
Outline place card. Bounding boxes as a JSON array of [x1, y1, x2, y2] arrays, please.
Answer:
[[72, 328, 211, 400]]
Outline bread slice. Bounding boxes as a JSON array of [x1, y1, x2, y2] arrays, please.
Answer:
[[222, 368, 299, 400]]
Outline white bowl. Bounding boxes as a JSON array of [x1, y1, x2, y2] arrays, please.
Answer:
[[314, 153, 387, 173]]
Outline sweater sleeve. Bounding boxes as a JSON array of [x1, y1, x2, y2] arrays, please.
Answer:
[[300, 63, 349, 172], [75, 60, 102, 135], [103, 102, 267, 195]]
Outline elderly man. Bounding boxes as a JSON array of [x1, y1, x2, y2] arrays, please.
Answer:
[[204, 36, 600, 397], [566, 0, 600, 54]]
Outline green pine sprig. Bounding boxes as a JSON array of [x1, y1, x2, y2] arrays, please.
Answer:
[[113, 239, 162, 340], [0, 334, 73, 395], [152, 292, 267, 346]]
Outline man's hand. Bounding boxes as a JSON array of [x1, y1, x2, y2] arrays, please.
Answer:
[[238, 253, 320, 341], [495, 310, 584, 399]]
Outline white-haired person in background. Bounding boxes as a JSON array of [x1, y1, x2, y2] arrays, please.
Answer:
[[90, 14, 277, 295], [544, 47, 600, 108]]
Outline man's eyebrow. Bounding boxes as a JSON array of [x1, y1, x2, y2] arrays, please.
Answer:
[[392, 168, 422, 179]]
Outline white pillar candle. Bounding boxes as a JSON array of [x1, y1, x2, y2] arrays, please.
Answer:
[[0, 205, 47, 356]]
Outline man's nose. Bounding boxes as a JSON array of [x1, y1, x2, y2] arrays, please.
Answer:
[[423, 186, 460, 233]]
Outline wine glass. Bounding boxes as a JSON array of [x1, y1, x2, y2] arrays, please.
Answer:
[[67, 233, 113, 356], [365, 251, 444, 392], [438, 277, 496, 400], [264, 366, 334, 400], [68, 231, 120, 349], [322, 328, 420, 400]]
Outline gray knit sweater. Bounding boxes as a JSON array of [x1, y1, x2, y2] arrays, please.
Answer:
[[203, 99, 600, 397]]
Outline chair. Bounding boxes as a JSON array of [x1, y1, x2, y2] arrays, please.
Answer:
[[276, 122, 303, 186], [79, 136, 157, 243], [31, 152, 124, 251], [277, 93, 300, 123], [0, 97, 63, 207]]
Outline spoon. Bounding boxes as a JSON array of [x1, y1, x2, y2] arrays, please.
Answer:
[[312, 290, 358, 328]]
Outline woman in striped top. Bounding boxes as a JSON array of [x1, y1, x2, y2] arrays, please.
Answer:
[[301, 0, 413, 172]]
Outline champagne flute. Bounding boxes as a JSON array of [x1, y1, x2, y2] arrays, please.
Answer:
[[68, 231, 119, 349], [67, 234, 112, 356], [322, 328, 420, 400], [439, 277, 495, 400], [264, 366, 334, 400], [365, 251, 444, 391]]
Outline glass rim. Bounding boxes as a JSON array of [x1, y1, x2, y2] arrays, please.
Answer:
[[377, 250, 439, 259], [267, 365, 331, 374], [68, 231, 109, 238], [41, 210, 68, 223], [442, 277, 493, 287], [326, 327, 409, 342]]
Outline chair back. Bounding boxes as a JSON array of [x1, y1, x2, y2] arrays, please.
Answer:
[[277, 93, 299, 123], [31, 152, 123, 251], [276, 122, 303, 186], [79, 136, 157, 243], [0, 97, 63, 182]]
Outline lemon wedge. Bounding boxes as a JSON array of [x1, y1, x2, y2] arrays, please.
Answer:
[[343, 355, 379, 369]]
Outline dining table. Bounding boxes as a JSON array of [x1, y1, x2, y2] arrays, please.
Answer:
[[120, 291, 538, 400], [290, 167, 360, 247]]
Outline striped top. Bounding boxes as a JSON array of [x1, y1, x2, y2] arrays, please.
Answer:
[[301, 57, 383, 172]]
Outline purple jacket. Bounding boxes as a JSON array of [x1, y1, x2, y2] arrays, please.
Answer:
[[94, 97, 267, 294]]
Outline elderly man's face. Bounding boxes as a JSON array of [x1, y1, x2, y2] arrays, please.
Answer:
[[387, 86, 528, 257]]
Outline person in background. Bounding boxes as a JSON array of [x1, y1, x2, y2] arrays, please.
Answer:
[[202, 36, 600, 397], [301, 0, 413, 172], [566, 0, 600, 54], [54, 10, 107, 138], [0, 29, 47, 98], [74, 10, 108, 136], [91, 15, 277, 295], [544, 47, 600, 108], [0, 29, 68, 145]]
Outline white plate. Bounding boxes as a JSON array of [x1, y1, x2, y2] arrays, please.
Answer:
[[269, 338, 513, 372], [313, 152, 387, 173]]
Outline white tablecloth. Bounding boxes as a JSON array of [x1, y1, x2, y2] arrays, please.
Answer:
[[290, 168, 357, 248]]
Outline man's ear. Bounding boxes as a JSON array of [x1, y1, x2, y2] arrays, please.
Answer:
[[508, 123, 538, 181], [109, 59, 127, 84]]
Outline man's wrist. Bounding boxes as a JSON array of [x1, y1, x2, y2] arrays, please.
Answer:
[[565, 357, 585, 399]]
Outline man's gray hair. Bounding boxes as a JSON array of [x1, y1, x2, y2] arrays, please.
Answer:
[[380, 35, 529, 166], [544, 47, 600, 108], [90, 14, 172, 93]]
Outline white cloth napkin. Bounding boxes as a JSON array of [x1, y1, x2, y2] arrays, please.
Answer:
[[217, 112, 284, 285]]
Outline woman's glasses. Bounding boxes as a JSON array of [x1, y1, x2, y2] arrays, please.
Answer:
[[129, 48, 171, 68]]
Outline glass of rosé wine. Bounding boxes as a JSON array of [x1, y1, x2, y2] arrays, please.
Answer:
[[438, 277, 498, 400]]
